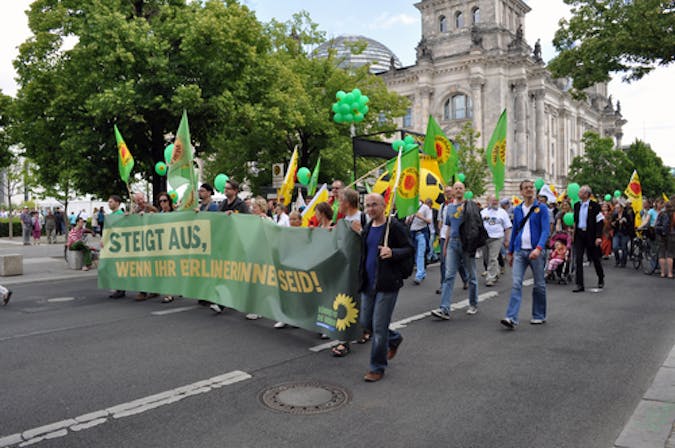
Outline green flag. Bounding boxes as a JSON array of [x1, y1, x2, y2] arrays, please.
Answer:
[[168, 110, 198, 210], [485, 109, 507, 197], [308, 157, 321, 196], [422, 115, 458, 184], [385, 146, 420, 218], [114, 125, 134, 184]]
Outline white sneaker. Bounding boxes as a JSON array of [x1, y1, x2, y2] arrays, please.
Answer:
[[466, 306, 478, 315], [246, 313, 260, 320], [210, 304, 223, 314], [274, 321, 287, 329], [530, 319, 546, 325]]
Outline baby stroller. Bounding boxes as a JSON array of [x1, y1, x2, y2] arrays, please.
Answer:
[[545, 232, 573, 284]]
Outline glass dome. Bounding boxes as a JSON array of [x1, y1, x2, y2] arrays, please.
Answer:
[[313, 35, 402, 73]]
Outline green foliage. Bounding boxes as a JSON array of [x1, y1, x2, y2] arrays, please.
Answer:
[[624, 139, 675, 197], [453, 122, 487, 197], [567, 131, 633, 194], [0, 92, 15, 168], [549, 0, 674, 94], [0, 219, 23, 238]]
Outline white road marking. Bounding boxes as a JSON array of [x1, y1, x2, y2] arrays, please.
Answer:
[[47, 297, 75, 303], [523, 279, 534, 286], [151, 306, 199, 316], [0, 370, 251, 448]]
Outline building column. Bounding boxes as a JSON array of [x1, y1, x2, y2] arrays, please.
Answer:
[[513, 80, 528, 169], [418, 86, 433, 129], [470, 77, 485, 147], [533, 89, 546, 174]]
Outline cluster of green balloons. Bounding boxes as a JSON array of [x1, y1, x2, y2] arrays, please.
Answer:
[[563, 212, 574, 226], [534, 178, 545, 191], [332, 88, 369, 124], [297, 167, 311, 185], [391, 135, 417, 152], [214, 173, 229, 193]]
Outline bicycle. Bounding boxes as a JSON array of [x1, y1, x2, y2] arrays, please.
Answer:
[[629, 232, 659, 275]]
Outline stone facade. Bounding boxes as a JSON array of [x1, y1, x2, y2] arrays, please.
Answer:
[[379, 0, 626, 195]]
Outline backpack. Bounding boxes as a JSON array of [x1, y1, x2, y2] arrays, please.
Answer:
[[655, 211, 670, 237]]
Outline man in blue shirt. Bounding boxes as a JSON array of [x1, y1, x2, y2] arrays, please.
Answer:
[[501, 180, 550, 329]]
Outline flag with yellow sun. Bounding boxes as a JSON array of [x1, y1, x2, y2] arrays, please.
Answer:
[[385, 146, 420, 218], [485, 109, 507, 198], [423, 115, 459, 184]]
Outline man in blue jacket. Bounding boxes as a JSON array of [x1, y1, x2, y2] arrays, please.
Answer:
[[501, 180, 550, 329]]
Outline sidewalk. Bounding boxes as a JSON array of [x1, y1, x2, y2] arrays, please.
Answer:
[[0, 236, 98, 286]]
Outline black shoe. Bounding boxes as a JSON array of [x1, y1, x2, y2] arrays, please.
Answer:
[[597, 281, 604, 289], [435, 288, 441, 294], [3, 290, 12, 305], [109, 290, 125, 299], [572, 286, 585, 293]]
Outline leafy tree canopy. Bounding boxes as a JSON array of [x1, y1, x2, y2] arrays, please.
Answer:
[[567, 131, 633, 195], [13, 1, 408, 201], [0, 91, 15, 168], [454, 122, 487, 197], [548, 0, 675, 94], [624, 139, 675, 197]]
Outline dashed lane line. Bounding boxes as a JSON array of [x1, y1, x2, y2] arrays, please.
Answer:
[[150, 306, 200, 316], [0, 370, 252, 448]]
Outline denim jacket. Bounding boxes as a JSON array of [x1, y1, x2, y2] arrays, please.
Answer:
[[508, 200, 550, 254]]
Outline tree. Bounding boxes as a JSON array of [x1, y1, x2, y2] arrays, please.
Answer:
[[0, 92, 14, 169], [624, 139, 675, 198], [548, 0, 674, 94], [13, 0, 274, 201], [567, 131, 633, 195], [204, 12, 409, 193], [454, 122, 487, 197]]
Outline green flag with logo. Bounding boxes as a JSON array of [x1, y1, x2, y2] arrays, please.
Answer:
[[422, 115, 458, 184], [385, 146, 420, 218], [485, 109, 507, 197], [168, 110, 198, 210], [308, 157, 321, 196], [114, 125, 134, 184]]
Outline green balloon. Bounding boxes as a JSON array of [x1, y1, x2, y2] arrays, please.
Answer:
[[297, 167, 311, 185], [567, 182, 580, 199], [164, 144, 174, 164], [614, 190, 621, 198], [154, 161, 167, 176], [563, 212, 574, 227], [534, 178, 545, 191], [336, 90, 346, 100], [604, 194, 612, 201], [331, 103, 340, 113], [359, 95, 369, 105], [392, 140, 404, 151], [339, 103, 350, 114], [352, 88, 362, 98], [458, 173, 466, 182], [343, 113, 353, 123], [333, 113, 343, 123], [361, 105, 369, 115], [344, 93, 355, 104], [353, 113, 364, 123], [464, 191, 474, 200], [404, 135, 416, 145], [168, 190, 178, 204], [214, 173, 229, 193]]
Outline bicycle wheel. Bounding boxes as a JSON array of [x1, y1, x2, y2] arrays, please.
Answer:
[[642, 242, 658, 275], [632, 239, 642, 270]]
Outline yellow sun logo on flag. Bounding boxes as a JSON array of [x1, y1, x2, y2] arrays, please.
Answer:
[[333, 293, 358, 331], [496, 140, 506, 164], [434, 136, 451, 164], [398, 167, 419, 199], [119, 143, 132, 165]]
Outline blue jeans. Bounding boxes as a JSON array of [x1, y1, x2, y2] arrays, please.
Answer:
[[412, 230, 427, 281], [613, 233, 630, 266], [440, 238, 468, 285], [360, 289, 402, 374], [505, 249, 547, 323], [439, 238, 478, 313]]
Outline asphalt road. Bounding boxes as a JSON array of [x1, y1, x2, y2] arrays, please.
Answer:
[[1, 260, 674, 448]]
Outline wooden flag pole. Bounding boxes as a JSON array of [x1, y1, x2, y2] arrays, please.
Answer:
[[345, 160, 389, 190], [383, 149, 403, 248]]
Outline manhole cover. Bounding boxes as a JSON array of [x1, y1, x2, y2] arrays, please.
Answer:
[[259, 381, 350, 414]]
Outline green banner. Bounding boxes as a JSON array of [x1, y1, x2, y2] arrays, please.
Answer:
[[99, 213, 363, 339]]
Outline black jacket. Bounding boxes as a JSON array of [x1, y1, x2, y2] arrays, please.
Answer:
[[359, 218, 414, 293], [459, 200, 487, 256], [219, 197, 249, 214], [574, 200, 603, 240]]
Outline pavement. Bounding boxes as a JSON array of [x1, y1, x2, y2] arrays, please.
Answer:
[[1, 235, 674, 447]]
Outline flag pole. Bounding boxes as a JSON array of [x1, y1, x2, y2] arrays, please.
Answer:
[[345, 160, 389, 190], [383, 148, 403, 248]]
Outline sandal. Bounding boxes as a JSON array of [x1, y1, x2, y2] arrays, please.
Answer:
[[331, 343, 351, 357], [356, 331, 371, 344], [162, 296, 174, 303]]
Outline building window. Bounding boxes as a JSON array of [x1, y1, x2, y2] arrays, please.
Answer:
[[455, 11, 464, 28], [403, 107, 412, 127], [444, 94, 473, 120], [439, 15, 447, 32], [472, 7, 480, 24]]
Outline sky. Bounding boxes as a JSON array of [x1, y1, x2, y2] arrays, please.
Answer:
[[1, 0, 673, 166]]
